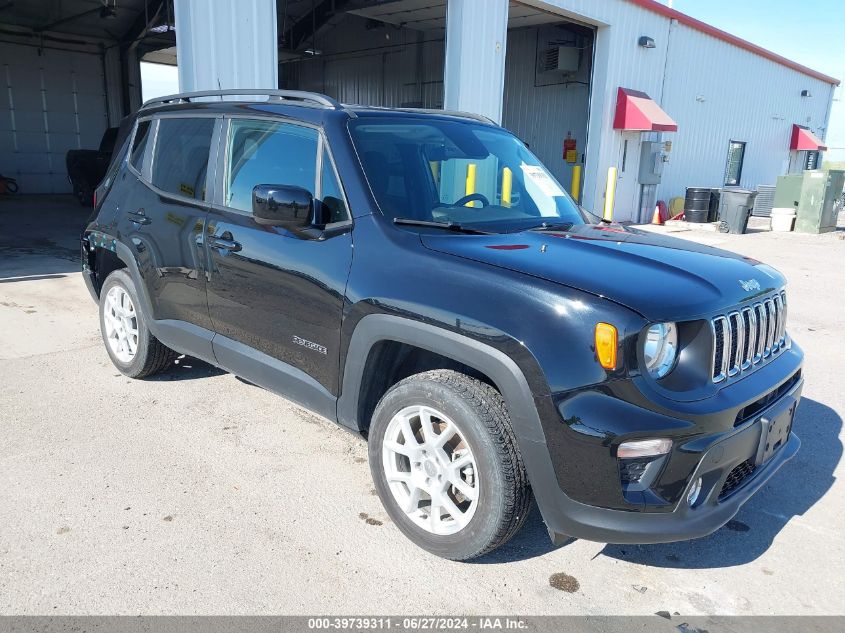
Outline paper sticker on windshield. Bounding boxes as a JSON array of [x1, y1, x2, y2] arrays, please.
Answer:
[[521, 165, 565, 197]]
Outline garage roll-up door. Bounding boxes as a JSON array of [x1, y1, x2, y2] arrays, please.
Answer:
[[0, 42, 108, 194]]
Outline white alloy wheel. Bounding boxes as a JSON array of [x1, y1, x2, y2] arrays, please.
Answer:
[[103, 285, 139, 363], [381, 405, 479, 535]]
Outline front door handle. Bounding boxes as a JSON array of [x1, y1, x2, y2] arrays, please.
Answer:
[[209, 235, 242, 252], [127, 209, 151, 225]]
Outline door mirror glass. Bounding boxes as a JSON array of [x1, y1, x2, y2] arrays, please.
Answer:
[[252, 184, 314, 228]]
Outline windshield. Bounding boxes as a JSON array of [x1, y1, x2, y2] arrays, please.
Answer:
[[348, 117, 585, 233]]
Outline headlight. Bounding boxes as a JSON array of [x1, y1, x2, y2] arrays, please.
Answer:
[[643, 322, 678, 379]]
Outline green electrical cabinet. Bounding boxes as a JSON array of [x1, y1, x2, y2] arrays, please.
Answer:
[[777, 169, 845, 234], [773, 174, 803, 219]]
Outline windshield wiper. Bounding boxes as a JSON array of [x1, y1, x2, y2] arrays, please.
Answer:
[[522, 221, 574, 232], [393, 218, 493, 235]]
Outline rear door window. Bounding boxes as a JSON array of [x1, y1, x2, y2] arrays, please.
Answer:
[[150, 117, 215, 200], [225, 118, 318, 213]]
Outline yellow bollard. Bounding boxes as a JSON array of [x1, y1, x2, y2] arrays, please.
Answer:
[[429, 160, 440, 185], [570, 165, 581, 203], [465, 163, 477, 207], [603, 166, 618, 221], [501, 167, 512, 207]]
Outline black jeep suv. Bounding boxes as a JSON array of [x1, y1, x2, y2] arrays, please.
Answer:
[[82, 89, 803, 560]]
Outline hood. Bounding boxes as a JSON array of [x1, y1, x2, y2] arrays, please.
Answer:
[[420, 224, 785, 321]]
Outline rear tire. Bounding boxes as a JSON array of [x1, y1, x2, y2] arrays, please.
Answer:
[[369, 370, 532, 560], [99, 269, 175, 378]]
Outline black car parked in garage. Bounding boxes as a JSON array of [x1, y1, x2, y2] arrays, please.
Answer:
[[66, 126, 119, 206], [81, 90, 803, 560]]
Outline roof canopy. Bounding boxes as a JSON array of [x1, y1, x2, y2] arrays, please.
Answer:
[[790, 124, 827, 151], [613, 88, 678, 132]]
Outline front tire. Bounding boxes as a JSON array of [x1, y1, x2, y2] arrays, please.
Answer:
[[99, 269, 175, 378], [369, 370, 532, 560]]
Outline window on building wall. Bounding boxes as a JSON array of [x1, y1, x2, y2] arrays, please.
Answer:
[[724, 140, 746, 187], [804, 151, 820, 171]]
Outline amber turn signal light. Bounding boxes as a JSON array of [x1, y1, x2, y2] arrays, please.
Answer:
[[595, 322, 618, 370]]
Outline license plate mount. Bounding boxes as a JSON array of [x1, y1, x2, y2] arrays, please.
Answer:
[[755, 396, 796, 466]]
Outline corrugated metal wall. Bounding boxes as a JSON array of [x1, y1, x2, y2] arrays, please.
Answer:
[[443, 0, 508, 123], [502, 24, 592, 190], [283, 15, 592, 187], [532, 0, 836, 221], [533, 0, 673, 218], [174, 0, 278, 92], [282, 16, 445, 108], [0, 39, 113, 193], [659, 21, 833, 203]]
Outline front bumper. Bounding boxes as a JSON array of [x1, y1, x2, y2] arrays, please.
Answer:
[[525, 346, 803, 544]]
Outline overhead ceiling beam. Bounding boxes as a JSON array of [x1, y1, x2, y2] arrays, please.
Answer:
[[35, 6, 104, 33], [285, 0, 401, 50], [120, 0, 166, 45]]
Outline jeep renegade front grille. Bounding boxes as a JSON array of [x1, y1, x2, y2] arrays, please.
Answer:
[[711, 292, 787, 383]]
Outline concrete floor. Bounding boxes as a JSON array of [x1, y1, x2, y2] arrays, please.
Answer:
[[1, 195, 843, 616]]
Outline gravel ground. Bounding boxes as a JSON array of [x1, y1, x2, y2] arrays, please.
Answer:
[[1, 196, 843, 615]]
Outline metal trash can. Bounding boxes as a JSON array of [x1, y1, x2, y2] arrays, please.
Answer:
[[684, 187, 712, 223], [708, 189, 721, 222], [718, 187, 758, 234]]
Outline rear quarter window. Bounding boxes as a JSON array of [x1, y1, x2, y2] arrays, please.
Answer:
[[129, 120, 151, 171]]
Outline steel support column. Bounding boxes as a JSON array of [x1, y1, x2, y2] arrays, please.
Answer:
[[174, 0, 278, 92], [443, 0, 508, 123]]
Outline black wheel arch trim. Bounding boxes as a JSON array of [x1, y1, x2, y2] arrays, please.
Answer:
[[107, 240, 217, 364], [338, 314, 546, 442]]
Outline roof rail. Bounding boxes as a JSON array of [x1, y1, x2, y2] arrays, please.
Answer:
[[141, 89, 342, 110]]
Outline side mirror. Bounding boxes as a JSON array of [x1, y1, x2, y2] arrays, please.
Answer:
[[252, 184, 313, 229]]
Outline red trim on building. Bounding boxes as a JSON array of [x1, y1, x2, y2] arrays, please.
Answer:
[[613, 87, 678, 132], [790, 124, 827, 151], [626, 0, 840, 86]]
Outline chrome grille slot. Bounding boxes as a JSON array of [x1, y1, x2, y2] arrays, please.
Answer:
[[780, 292, 788, 348], [741, 307, 755, 369], [712, 292, 787, 384], [764, 298, 775, 356], [774, 293, 785, 349], [711, 316, 729, 383], [727, 311, 743, 377], [754, 303, 767, 361]]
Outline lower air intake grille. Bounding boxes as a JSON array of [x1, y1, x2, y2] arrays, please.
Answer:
[[719, 459, 757, 500]]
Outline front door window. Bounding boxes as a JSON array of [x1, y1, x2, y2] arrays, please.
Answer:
[[225, 119, 318, 212]]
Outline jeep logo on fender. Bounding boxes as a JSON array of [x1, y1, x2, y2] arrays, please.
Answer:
[[739, 279, 761, 292], [292, 335, 327, 355]]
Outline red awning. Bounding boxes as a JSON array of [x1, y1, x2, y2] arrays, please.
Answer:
[[613, 87, 678, 132], [790, 124, 827, 151]]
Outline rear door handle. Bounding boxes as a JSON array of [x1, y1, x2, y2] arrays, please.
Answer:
[[127, 209, 151, 225], [209, 235, 242, 252]]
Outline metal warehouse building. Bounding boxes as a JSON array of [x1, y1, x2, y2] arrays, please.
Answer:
[[1, 0, 838, 222]]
